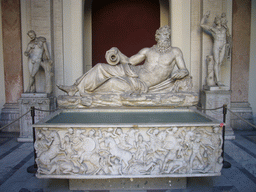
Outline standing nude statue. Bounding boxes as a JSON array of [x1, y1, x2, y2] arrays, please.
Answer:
[[24, 30, 53, 93], [57, 25, 189, 96], [201, 11, 231, 86]]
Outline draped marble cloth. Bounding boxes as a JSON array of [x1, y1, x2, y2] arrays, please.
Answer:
[[76, 63, 149, 94], [75, 63, 186, 97]]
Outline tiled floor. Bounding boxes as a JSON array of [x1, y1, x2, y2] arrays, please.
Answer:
[[0, 130, 256, 192]]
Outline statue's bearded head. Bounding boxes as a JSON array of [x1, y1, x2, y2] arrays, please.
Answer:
[[155, 25, 171, 48]]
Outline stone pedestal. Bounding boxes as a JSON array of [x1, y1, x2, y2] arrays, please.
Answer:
[[69, 178, 187, 190], [17, 93, 55, 142], [200, 89, 235, 140]]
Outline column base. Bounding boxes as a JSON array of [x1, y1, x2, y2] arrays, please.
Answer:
[[0, 103, 20, 132]]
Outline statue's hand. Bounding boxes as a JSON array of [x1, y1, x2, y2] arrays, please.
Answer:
[[109, 47, 119, 55], [171, 69, 189, 80], [105, 47, 121, 65], [48, 59, 53, 65], [205, 11, 210, 18]]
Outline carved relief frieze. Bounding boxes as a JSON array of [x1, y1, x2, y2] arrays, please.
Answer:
[[35, 126, 223, 177]]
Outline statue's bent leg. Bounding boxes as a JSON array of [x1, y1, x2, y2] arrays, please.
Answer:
[[57, 63, 127, 96], [77, 64, 127, 94], [93, 77, 133, 93]]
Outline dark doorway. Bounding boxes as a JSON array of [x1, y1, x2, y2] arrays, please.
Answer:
[[92, 0, 160, 66]]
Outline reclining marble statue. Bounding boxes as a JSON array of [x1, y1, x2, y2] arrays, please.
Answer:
[[57, 25, 198, 108]]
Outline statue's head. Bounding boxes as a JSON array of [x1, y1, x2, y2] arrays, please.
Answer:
[[153, 128, 159, 135], [68, 128, 74, 134], [155, 25, 171, 42], [138, 134, 143, 141], [213, 126, 220, 133], [116, 128, 122, 135], [214, 15, 221, 25], [64, 135, 70, 142], [89, 129, 95, 136], [172, 126, 178, 133], [27, 30, 36, 39], [221, 13, 226, 18]]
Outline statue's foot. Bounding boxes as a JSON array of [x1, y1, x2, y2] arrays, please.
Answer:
[[56, 84, 78, 96], [216, 81, 224, 87]]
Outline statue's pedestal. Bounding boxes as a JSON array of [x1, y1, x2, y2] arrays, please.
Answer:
[[200, 89, 235, 140], [69, 178, 187, 190], [18, 93, 55, 142]]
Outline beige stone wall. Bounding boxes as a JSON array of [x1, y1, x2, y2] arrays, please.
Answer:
[[231, 0, 251, 102]]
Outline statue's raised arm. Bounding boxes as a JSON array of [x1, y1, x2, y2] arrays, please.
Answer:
[[200, 11, 212, 32]]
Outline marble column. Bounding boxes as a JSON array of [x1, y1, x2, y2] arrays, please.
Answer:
[[230, 0, 254, 130], [0, 0, 23, 132]]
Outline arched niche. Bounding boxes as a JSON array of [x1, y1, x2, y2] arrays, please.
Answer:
[[83, 0, 170, 72]]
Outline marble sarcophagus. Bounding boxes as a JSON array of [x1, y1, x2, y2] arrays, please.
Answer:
[[33, 108, 223, 179]]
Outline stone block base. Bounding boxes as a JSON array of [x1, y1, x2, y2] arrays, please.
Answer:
[[69, 178, 187, 190], [230, 102, 255, 130], [18, 93, 56, 142], [200, 89, 235, 140]]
